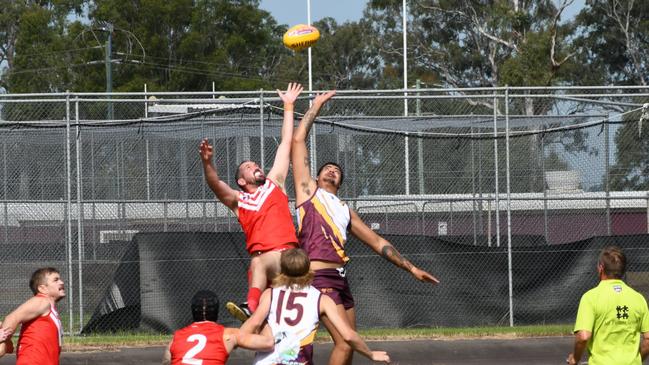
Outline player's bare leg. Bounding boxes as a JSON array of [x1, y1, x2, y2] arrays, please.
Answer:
[[227, 251, 283, 322], [321, 304, 356, 365]]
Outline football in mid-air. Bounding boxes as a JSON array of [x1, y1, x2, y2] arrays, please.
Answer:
[[283, 24, 320, 51]]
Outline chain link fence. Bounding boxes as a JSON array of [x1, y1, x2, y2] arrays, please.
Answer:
[[1, 87, 649, 333]]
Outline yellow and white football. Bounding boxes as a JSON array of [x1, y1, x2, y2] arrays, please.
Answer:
[[283, 24, 320, 51]]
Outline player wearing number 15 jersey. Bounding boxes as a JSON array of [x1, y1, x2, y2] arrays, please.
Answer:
[[240, 248, 390, 365], [162, 290, 274, 365]]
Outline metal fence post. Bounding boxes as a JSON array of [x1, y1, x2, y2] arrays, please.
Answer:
[[65, 91, 74, 334], [404, 89, 410, 195], [505, 86, 514, 327], [75, 97, 85, 332], [3, 142, 6, 244], [542, 134, 549, 243], [416, 80, 424, 194], [260, 89, 265, 171], [493, 91, 501, 248], [144, 84, 151, 200], [605, 117, 611, 235]]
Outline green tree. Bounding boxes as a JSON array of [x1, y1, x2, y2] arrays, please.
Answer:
[[365, 0, 578, 90], [574, 1, 649, 191], [573, 0, 649, 86], [87, 0, 287, 92], [1, 0, 84, 92]]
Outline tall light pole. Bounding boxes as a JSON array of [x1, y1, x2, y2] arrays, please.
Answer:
[[308, 0, 317, 177], [307, 0, 313, 93], [403, 0, 410, 194], [402, 0, 408, 116]]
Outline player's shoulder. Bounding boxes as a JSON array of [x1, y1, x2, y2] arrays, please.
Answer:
[[24, 295, 52, 313], [223, 327, 238, 336], [623, 283, 649, 303]]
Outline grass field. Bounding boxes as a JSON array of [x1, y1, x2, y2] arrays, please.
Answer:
[[61, 324, 573, 350]]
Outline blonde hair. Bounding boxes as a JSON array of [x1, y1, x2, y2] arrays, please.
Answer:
[[272, 248, 314, 290]]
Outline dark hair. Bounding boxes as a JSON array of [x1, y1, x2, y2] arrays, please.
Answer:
[[29, 267, 59, 295], [191, 290, 220, 322], [599, 246, 626, 279], [317, 162, 344, 186], [236, 160, 253, 181], [272, 248, 314, 289]]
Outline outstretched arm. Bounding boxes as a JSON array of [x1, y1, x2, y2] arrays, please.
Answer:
[[239, 289, 272, 335], [232, 327, 274, 353], [1, 296, 52, 336], [199, 138, 239, 213], [320, 296, 390, 363], [349, 209, 439, 284], [267, 83, 303, 192], [291, 91, 336, 205]]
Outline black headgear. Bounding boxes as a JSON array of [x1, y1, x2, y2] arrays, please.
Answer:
[[191, 290, 219, 322]]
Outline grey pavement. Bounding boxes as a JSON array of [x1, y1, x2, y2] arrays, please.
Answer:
[[0, 336, 577, 364]]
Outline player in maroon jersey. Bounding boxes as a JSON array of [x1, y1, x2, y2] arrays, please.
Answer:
[[200, 83, 303, 321], [162, 290, 273, 365], [0, 267, 65, 365], [291, 91, 439, 365]]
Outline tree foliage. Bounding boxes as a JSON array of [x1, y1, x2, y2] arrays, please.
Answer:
[[2, 0, 649, 194]]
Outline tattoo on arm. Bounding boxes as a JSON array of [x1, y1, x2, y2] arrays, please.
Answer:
[[381, 246, 414, 272], [301, 107, 319, 129]]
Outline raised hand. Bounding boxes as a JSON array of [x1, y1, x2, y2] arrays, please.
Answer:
[[277, 82, 303, 105], [199, 138, 214, 163], [371, 351, 390, 363], [411, 267, 440, 284], [313, 90, 336, 106]]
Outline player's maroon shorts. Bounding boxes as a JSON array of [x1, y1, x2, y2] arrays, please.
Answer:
[[312, 267, 355, 310]]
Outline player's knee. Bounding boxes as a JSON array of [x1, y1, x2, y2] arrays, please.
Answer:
[[249, 256, 263, 273], [333, 339, 353, 352]]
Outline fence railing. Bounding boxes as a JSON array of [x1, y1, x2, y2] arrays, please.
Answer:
[[2, 86, 649, 333]]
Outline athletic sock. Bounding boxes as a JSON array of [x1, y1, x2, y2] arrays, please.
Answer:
[[247, 287, 262, 313]]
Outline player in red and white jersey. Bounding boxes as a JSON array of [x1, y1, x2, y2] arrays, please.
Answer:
[[0, 267, 65, 365], [200, 83, 303, 321], [162, 290, 274, 365], [240, 248, 390, 365]]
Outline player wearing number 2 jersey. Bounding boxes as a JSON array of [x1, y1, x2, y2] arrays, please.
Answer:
[[162, 290, 274, 365], [240, 248, 390, 365]]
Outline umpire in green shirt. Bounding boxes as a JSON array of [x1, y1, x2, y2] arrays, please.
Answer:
[[567, 246, 649, 365]]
